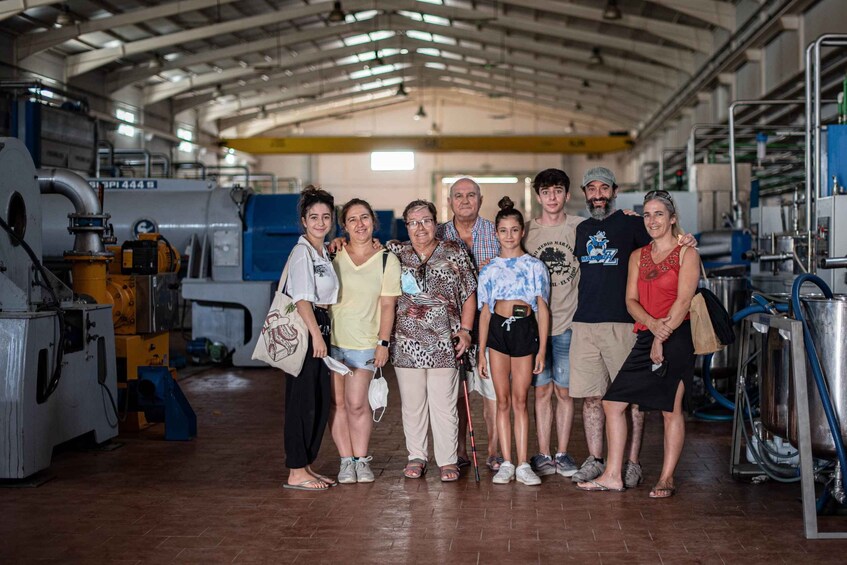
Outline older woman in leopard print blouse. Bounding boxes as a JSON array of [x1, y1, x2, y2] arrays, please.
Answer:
[[386, 199, 477, 483]]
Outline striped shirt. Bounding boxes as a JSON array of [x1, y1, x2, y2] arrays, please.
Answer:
[[436, 216, 499, 272]]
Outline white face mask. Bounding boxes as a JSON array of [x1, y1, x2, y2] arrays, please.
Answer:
[[368, 367, 389, 422], [323, 356, 352, 376]]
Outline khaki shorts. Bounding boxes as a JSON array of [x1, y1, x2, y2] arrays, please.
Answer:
[[569, 322, 637, 398]]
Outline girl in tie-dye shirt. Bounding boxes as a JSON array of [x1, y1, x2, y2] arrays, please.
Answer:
[[477, 197, 551, 486]]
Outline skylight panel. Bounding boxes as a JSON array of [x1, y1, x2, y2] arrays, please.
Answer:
[[423, 14, 450, 26], [406, 30, 432, 42], [370, 30, 395, 41], [344, 34, 371, 46]]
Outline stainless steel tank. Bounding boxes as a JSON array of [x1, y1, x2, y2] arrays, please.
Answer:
[[759, 317, 792, 438], [704, 275, 749, 374], [788, 296, 847, 457]]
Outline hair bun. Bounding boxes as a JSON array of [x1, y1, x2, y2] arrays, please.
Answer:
[[301, 184, 322, 195], [498, 196, 515, 211]]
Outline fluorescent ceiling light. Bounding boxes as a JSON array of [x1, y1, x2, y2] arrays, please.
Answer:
[[442, 176, 520, 184]]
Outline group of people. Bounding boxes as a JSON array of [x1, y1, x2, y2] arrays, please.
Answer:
[[279, 166, 700, 500]]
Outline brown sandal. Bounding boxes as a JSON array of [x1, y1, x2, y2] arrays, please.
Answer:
[[440, 464, 460, 482], [403, 459, 427, 479]]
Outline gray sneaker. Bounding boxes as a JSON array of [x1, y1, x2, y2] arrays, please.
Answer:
[[492, 461, 516, 484], [555, 452, 578, 477], [623, 460, 643, 488], [355, 456, 375, 483], [571, 455, 605, 483], [516, 463, 542, 486], [530, 453, 557, 476], [337, 457, 357, 484]]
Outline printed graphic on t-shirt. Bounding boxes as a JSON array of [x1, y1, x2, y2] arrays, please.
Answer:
[[580, 230, 619, 266], [533, 240, 578, 287], [315, 263, 331, 277]]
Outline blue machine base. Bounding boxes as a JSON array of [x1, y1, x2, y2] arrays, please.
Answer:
[[137, 366, 197, 441]]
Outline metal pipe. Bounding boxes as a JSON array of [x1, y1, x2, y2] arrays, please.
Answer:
[[806, 34, 847, 274], [96, 140, 114, 178], [729, 99, 804, 230], [100, 149, 153, 177], [37, 168, 105, 254], [688, 123, 728, 169], [819, 257, 847, 269], [660, 147, 685, 191], [150, 152, 171, 177], [173, 161, 207, 179], [206, 165, 250, 185]]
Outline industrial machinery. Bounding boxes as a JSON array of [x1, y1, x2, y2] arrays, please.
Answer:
[[105, 232, 184, 431], [0, 137, 118, 480], [42, 179, 303, 366], [725, 35, 847, 539]]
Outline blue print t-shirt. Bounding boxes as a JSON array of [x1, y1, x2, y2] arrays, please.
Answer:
[[573, 210, 651, 324], [477, 254, 550, 313]]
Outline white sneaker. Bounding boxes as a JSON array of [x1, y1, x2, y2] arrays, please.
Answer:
[[516, 463, 542, 486], [492, 461, 516, 484], [355, 456, 375, 483], [337, 457, 357, 484]]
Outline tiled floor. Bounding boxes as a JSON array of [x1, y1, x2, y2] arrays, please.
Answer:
[[3, 366, 847, 564]]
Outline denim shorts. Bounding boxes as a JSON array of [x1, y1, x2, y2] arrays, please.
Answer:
[[330, 346, 376, 372], [531, 329, 572, 389]]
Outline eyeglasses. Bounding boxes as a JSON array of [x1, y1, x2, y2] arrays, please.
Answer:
[[406, 217, 435, 229], [644, 189, 673, 202]]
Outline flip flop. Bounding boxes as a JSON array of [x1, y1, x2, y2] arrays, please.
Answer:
[[649, 484, 676, 498], [403, 459, 427, 479], [576, 479, 626, 492], [283, 479, 329, 491], [456, 456, 471, 469], [309, 472, 338, 487]]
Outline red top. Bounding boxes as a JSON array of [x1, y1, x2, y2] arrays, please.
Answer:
[[633, 243, 687, 332]]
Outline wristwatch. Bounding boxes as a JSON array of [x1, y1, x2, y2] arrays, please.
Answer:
[[377, 339, 390, 347]]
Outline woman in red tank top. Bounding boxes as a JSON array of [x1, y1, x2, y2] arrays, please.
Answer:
[[576, 191, 699, 498]]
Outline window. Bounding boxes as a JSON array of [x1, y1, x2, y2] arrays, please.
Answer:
[[371, 151, 414, 171], [116, 108, 136, 137]]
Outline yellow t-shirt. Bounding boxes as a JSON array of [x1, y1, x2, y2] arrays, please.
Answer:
[[330, 248, 401, 350]]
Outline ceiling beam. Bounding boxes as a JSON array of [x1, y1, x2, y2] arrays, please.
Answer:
[[650, 0, 735, 30], [499, 0, 714, 52], [202, 60, 640, 127], [213, 66, 631, 131], [107, 18, 379, 90], [0, 0, 56, 22], [145, 37, 399, 105], [66, 0, 695, 78], [173, 37, 657, 118], [65, 0, 376, 76], [16, 0, 239, 59]]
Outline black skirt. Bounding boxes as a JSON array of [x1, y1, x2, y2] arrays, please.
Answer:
[[603, 320, 695, 413]]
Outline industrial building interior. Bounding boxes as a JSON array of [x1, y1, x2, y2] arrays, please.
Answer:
[[3, 0, 847, 562]]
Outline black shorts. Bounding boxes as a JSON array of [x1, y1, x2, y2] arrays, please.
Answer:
[[487, 312, 539, 358]]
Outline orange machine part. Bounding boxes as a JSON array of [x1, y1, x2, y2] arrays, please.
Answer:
[[106, 274, 137, 334], [67, 254, 111, 304]]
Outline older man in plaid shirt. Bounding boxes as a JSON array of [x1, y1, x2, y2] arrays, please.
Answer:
[[436, 177, 503, 472]]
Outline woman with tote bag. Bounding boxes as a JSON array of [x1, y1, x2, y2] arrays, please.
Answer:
[[281, 186, 339, 491]]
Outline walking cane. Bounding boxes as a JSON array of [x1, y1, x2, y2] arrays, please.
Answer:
[[459, 349, 481, 483]]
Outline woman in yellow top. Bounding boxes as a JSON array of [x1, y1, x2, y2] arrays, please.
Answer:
[[329, 199, 401, 484]]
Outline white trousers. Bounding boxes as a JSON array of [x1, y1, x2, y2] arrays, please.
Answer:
[[394, 367, 460, 467]]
